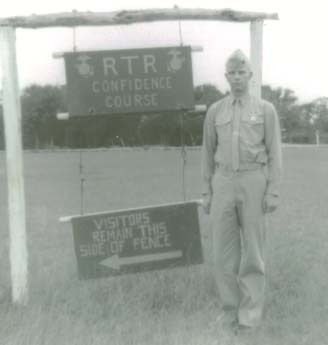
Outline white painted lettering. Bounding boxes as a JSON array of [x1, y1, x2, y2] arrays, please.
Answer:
[[134, 78, 143, 91], [151, 93, 158, 106], [110, 240, 124, 254], [143, 78, 150, 90], [144, 94, 152, 106], [166, 76, 172, 88], [120, 79, 128, 91], [120, 55, 139, 75], [110, 80, 119, 92], [143, 55, 157, 74], [151, 78, 159, 89], [103, 57, 118, 76], [123, 95, 132, 107], [143, 212, 150, 225], [102, 80, 110, 92], [92, 81, 100, 93], [134, 94, 143, 107], [93, 218, 103, 230], [105, 96, 113, 108], [79, 243, 105, 257]]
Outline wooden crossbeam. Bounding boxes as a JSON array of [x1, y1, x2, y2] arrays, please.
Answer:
[[0, 8, 278, 29]]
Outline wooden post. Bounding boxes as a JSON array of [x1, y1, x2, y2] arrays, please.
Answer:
[[315, 129, 320, 146], [0, 26, 28, 304], [250, 20, 263, 98]]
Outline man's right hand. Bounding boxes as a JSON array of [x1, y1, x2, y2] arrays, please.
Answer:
[[202, 194, 212, 215]]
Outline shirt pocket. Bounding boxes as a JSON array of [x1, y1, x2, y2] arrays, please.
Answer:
[[215, 115, 232, 144], [240, 115, 264, 145]]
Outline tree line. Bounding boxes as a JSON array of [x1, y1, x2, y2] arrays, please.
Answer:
[[0, 83, 327, 149]]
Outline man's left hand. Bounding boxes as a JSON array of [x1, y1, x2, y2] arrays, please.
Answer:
[[263, 194, 279, 213]]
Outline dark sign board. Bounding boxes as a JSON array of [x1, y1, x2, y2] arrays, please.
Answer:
[[70, 201, 203, 279], [64, 46, 195, 116]]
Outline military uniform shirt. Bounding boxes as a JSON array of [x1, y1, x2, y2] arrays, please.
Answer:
[[201, 93, 282, 196]]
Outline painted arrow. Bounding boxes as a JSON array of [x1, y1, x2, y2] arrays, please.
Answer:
[[99, 250, 183, 270]]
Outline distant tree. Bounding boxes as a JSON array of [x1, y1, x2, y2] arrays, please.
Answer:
[[262, 85, 298, 125], [137, 84, 223, 146], [182, 113, 204, 145], [194, 83, 224, 107], [19, 82, 325, 147], [137, 113, 180, 146], [298, 97, 328, 143], [188, 84, 225, 145], [21, 84, 67, 148], [262, 85, 301, 142], [307, 97, 328, 130], [103, 114, 141, 147]]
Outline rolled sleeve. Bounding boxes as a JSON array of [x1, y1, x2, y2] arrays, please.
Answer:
[[201, 103, 218, 196], [264, 102, 283, 196]]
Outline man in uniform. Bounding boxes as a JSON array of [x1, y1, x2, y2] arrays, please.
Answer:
[[201, 50, 282, 331]]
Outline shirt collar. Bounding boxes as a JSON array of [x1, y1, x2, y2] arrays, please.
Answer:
[[229, 92, 251, 106]]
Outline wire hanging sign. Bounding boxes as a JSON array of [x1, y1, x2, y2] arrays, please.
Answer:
[[70, 16, 86, 216], [55, 18, 206, 280]]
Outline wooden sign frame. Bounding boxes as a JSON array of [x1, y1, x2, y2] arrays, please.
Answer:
[[0, 7, 278, 304]]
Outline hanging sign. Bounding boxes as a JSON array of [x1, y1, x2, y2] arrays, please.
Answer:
[[69, 201, 203, 279], [64, 46, 195, 116]]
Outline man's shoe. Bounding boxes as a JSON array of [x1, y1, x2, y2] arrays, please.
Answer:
[[234, 324, 254, 336], [215, 310, 238, 327]]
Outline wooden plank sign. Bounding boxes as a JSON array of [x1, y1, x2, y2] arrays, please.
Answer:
[[69, 201, 203, 279], [64, 46, 195, 116]]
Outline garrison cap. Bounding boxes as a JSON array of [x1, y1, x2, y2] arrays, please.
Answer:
[[225, 50, 252, 71]]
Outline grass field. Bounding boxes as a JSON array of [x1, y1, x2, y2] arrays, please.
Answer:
[[0, 146, 328, 345]]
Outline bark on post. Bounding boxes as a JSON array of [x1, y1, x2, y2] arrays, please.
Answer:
[[0, 26, 28, 305], [0, 9, 278, 28]]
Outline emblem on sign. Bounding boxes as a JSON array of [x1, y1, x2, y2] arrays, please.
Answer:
[[167, 49, 185, 73], [75, 55, 95, 77]]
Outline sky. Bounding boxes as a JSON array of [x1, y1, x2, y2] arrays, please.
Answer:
[[0, 0, 327, 103]]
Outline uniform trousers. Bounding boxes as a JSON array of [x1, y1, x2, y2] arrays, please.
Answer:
[[210, 166, 267, 327]]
